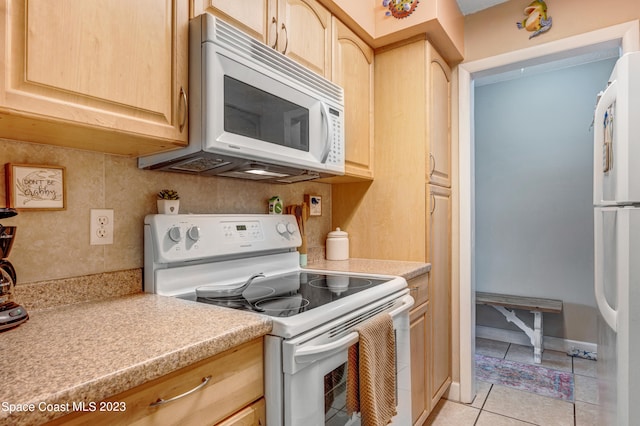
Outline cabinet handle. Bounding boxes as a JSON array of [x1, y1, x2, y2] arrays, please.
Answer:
[[429, 153, 436, 177], [430, 193, 436, 215], [178, 86, 188, 133], [280, 23, 289, 54], [270, 17, 278, 49], [149, 376, 211, 407]]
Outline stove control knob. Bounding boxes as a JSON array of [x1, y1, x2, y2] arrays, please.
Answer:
[[187, 226, 201, 241], [168, 226, 182, 243], [286, 223, 297, 234], [276, 223, 287, 234]]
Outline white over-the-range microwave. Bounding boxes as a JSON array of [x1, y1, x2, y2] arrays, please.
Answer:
[[138, 13, 345, 184]]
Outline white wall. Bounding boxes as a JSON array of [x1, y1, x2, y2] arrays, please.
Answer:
[[474, 57, 617, 341]]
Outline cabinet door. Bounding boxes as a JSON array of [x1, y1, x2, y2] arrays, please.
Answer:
[[217, 397, 266, 426], [410, 301, 430, 425], [1, 0, 189, 156], [46, 339, 264, 426], [275, 0, 332, 78], [426, 184, 452, 407], [426, 44, 452, 187], [332, 18, 374, 180], [193, 0, 271, 43]]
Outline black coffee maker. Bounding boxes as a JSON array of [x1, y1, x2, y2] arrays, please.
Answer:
[[0, 208, 28, 330]]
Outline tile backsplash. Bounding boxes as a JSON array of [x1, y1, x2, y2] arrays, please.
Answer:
[[1, 138, 331, 284]]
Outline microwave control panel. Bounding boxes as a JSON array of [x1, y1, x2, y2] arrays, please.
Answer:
[[326, 107, 345, 168]]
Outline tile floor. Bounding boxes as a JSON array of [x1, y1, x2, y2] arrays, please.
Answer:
[[424, 338, 599, 426]]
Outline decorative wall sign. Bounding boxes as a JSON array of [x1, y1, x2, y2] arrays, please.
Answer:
[[382, 0, 419, 19], [517, 0, 552, 39], [5, 163, 66, 210]]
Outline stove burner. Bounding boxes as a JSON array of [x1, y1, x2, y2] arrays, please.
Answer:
[[195, 286, 276, 313], [254, 295, 310, 317], [281, 272, 322, 282], [196, 285, 275, 299], [308, 276, 374, 296], [309, 275, 373, 290]]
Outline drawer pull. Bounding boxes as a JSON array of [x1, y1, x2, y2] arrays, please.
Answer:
[[149, 375, 211, 407]]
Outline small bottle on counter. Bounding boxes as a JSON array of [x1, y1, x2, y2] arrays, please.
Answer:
[[326, 228, 349, 260], [268, 196, 283, 214]]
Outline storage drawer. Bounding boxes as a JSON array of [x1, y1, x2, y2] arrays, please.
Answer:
[[46, 338, 264, 426], [408, 273, 429, 307]]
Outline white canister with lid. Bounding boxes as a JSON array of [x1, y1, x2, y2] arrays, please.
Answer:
[[326, 228, 349, 260]]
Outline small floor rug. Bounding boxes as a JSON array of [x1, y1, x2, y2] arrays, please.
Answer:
[[475, 354, 574, 401]]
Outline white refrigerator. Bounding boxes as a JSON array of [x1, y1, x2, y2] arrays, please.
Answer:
[[593, 51, 640, 426]]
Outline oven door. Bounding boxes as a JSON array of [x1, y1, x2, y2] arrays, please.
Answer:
[[277, 292, 413, 426]]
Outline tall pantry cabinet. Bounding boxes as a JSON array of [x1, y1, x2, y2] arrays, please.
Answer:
[[332, 36, 452, 424]]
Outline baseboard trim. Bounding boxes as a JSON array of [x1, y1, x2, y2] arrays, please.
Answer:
[[445, 381, 461, 403], [476, 325, 597, 354]]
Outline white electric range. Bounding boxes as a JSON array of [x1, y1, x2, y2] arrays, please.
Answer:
[[144, 214, 413, 426]]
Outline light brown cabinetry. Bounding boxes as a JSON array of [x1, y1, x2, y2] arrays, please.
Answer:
[[320, 18, 374, 182], [0, 0, 189, 156], [46, 338, 264, 426], [193, 0, 272, 43], [332, 37, 452, 422], [194, 0, 331, 78], [427, 48, 452, 187], [427, 184, 452, 409], [217, 398, 266, 425], [408, 274, 430, 425], [332, 18, 374, 180]]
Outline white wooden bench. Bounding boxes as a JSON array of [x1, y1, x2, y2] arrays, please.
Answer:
[[476, 292, 563, 364]]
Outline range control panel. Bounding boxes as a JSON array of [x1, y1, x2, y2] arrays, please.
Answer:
[[145, 214, 301, 264]]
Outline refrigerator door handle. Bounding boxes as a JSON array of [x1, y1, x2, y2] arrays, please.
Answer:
[[594, 208, 618, 332], [593, 80, 618, 205]]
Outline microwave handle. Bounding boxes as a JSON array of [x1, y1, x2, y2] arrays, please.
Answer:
[[293, 295, 413, 364], [320, 102, 333, 163]]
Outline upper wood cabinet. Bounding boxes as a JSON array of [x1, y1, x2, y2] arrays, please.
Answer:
[[275, 0, 332, 79], [427, 44, 452, 187], [0, 0, 189, 156], [194, 0, 331, 79], [330, 18, 374, 181], [192, 0, 271, 43]]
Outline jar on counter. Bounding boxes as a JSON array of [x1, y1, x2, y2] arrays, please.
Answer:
[[326, 228, 349, 260]]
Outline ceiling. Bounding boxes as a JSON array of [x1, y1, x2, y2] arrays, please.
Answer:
[[455, 0, 509, 15]]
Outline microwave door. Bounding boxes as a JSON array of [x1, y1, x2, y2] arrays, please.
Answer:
[[203, 52, 328, 170]]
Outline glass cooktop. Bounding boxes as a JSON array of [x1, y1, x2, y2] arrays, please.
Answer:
[[177, 272, 391, 317]]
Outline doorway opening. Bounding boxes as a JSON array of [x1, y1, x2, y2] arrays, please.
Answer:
[[456, 20, 639, 404]]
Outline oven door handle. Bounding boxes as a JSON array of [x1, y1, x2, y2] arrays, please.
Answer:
[[294, 332, 359, 365], [293, 295, 414, 364]]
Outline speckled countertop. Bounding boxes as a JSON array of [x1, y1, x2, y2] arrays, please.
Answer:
[[1, 260, 427, 425], [0, 293, 271, 425], [308, 258, 431, 280]]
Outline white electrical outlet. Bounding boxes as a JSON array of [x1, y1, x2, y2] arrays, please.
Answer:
[[90, 209, 114, 245]]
